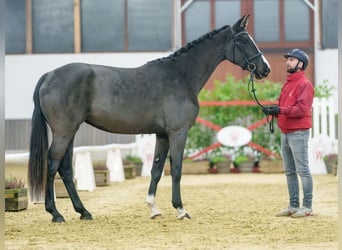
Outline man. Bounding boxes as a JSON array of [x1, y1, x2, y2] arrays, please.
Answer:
[[263, 49, 314, 218]]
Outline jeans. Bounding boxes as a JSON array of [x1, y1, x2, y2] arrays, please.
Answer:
[[281, 129, 313, 208]]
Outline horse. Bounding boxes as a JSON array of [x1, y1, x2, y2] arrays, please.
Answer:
[[28, 15, 270, 222]]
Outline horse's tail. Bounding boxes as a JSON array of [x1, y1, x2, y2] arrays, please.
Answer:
[[28, 73, 48, 202]]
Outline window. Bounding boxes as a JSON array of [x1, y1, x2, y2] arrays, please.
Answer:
[[32, 0, 74, 53], [81, 0, 173, 52], [81, 0, 125, 52], [5, 0, 26, 54], [252, 0, 313, 48], [254, 0, 279, 42], [184, 0, 240, 44], [127, 0, 173, 51], [284, 0, 310, 42], [321, 0, 337, 49], [5, 0, 173, 54], [215, 0, 240, 29], [184, 0, 210, 43]]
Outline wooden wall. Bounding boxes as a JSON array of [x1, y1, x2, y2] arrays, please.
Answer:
[[5, 120, 135, 151]]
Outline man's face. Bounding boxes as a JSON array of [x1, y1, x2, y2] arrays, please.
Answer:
[[286, 56, 302, 73]]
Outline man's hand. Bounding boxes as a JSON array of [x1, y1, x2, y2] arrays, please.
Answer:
[[262, 105, 280, 116]]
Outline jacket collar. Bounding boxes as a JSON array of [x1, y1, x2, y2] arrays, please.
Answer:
[[286, 70, 305, 82]]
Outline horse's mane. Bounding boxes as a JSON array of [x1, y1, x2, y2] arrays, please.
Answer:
[[149, 25, 230, 64]]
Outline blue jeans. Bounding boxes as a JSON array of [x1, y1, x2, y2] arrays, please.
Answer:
[[281, 129, 313, 208]]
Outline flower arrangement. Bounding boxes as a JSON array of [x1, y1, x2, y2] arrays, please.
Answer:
[[323, 153, 338, 162], [5, 176, 25, 189]]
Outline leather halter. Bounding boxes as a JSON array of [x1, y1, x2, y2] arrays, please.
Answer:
[[230, 28, 275, 133], [230, 27, 264, 72]]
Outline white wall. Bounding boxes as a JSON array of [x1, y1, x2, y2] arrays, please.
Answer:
[[5, 52, 170, 119], [315, 49, 338, 106], [6, 49, 338, 119]]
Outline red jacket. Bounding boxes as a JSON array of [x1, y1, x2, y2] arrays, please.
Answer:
[[277, 71, 314, 134]]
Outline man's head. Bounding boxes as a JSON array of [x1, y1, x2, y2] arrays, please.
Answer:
[[284, 49, 309, 74]]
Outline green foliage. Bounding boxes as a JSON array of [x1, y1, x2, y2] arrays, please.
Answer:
[[234, 155, 250, 165], [125, 155, 143, 164], [314, 79, 335, 98], [209, 155, 230, 164], [186, 74, 282, 158]]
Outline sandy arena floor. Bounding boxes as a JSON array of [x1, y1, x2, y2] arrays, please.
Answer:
[[5, 174, 338, 250]]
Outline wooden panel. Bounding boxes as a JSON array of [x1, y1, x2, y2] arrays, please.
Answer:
[[5, 120, 135, 151]]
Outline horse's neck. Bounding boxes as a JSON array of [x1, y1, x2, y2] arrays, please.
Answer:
[[170, 28, 229, 95]]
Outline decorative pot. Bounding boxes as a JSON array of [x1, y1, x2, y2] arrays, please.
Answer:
[[124, 164, 136, 179], [238, 161, 254, 173], [94, 169, 110, 186], [259, 160, 284, 173], [5, 188, 28, 212], [134, 163, 143, 176], [216, 160, 231, 174]]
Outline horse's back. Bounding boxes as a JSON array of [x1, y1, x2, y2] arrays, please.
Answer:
[[37, 62, 198, 135]]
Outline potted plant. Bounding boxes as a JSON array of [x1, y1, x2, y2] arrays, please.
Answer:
[[125, 155, 143, 176], [181, 157, 211, 174], [93, 165, 110, 186], [323, 153, 338, 174], [5, 176, 28, 211], [123, 157, 136, 179], [209, 154, 232, 174], [231, 148, 255, 173]]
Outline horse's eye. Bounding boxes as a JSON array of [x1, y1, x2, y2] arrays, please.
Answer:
[[239, 38, 249, 44]]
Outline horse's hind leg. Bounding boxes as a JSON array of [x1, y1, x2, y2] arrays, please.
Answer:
[[146, 134, 169, 218], [45, 136, 72, 222], [58, 138, 93, 220]]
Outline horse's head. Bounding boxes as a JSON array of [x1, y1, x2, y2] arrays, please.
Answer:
[[226, 15, 270, 79]]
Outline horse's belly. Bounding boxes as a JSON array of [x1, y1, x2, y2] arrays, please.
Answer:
[[85, 114, 164, 135]]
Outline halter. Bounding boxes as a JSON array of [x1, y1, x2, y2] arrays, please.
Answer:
[[230, 28, 264, 73], [247, 69, 275, 134], [230, 27, 275, 133]]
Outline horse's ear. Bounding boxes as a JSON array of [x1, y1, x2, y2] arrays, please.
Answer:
[[233, 15, 250, 31], [240, 15, 249, 29]]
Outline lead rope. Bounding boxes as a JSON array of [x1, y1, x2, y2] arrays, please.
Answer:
[[247, 67, 275, 134]]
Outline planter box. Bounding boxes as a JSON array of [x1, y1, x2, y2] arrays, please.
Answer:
[[238, 161, 254, 173], [124, 164, 136, 179], [54, 178, 69, 198], [54, 174, 77, 198], [164, 161, 210, 175], [259, 160, 284, 173], [5, 188, 28, 212], [134, 163, 143, 176], [332, 163, 337, 176], [216, 161, 231, 174], [94, 169, 110, 186]]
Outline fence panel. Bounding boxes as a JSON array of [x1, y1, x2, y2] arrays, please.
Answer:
[[311, 97, 337, 141]]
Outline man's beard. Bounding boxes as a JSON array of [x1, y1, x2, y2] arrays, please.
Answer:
[[287, 62, 299, 74], [287, 67, 297, 74]]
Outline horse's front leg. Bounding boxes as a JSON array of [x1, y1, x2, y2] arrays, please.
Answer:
[[146, 134, 169, 219], [169, 129, 191, 220]]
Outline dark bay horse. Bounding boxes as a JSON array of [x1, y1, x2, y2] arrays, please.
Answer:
[[28, 15, 270, 222]]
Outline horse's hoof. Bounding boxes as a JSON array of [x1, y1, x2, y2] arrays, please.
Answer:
[[178, 213, 191, 220], [80, 213, 93, 220], [52, 216, 65, 223], [150, 213, 162, 219]]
